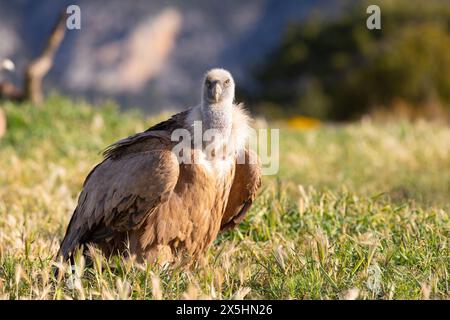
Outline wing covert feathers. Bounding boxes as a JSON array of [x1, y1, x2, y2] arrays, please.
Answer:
[[58, 135, 179, 260], [221, 149, 262, 231]]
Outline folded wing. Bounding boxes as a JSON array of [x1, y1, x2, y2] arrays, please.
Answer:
[[58, 133, 179, 260], [221, 149, 261, 231]]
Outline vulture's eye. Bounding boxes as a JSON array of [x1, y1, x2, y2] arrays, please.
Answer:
[[224, 79, 231, 86], [205, 80, 211, 87]]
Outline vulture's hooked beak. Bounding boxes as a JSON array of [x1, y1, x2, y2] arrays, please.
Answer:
[[211, 82, 222, 103]]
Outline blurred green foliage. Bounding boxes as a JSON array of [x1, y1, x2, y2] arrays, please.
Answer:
[[256, 0, 450, 120]]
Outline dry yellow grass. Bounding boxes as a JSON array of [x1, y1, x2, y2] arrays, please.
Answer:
[[0, 96, 448, 299]]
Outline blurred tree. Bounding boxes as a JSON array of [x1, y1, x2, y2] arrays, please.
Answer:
[[0, 11, 67, 105], [255, 0, 450, 120]]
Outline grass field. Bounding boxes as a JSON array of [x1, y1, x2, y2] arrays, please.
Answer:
[[0, 96, 448, 299]]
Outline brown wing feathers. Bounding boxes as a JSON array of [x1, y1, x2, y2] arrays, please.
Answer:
[[58, 135, 179, 260], [221, 149, 262, 231]]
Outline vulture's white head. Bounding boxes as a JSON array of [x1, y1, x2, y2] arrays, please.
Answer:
[[200, 68, 235, 133], [202, 68, 235, 106], [186, 68, 250, 167]]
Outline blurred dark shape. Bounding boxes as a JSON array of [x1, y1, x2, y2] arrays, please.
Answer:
[[255, 0, 450, 121], [0, 81, 22, 100]]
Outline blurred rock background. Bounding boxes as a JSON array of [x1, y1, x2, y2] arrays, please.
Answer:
[[0, 0, 449, 121], [0, 0, 332, 110]]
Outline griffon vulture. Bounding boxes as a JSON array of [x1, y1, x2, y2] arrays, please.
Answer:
[[58, 68, 261, 264]]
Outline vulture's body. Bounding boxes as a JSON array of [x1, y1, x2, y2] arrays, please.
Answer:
[[58, 69, 261, 264]]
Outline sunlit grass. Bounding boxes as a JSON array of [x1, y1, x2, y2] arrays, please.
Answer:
[[0, 95, 448, 299]]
